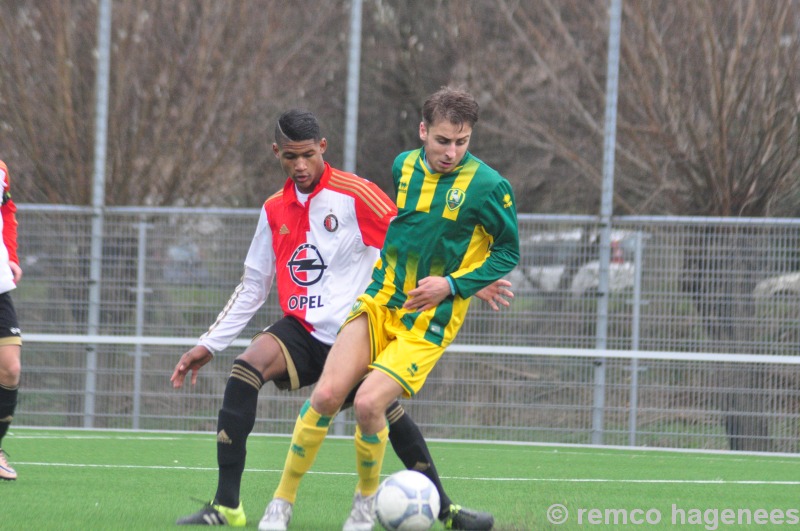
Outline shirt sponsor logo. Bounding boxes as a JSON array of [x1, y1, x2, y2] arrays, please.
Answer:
[[287, 243, 327, 286], [446, 188, 466, 211], [288, 295, 324, 310]]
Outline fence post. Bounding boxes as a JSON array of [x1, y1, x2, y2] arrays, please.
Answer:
[[592, 0, 623, 445], [85, 0, 113, 428], [129, 218, 153, 429], [629, 231, 645, 445]]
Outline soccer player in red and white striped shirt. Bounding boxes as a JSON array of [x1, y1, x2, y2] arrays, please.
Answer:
[[0, 159, 23, 481]]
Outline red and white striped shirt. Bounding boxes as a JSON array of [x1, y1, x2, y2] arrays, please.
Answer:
[[200, 163, 396, 351], [0, 161, 18, 295]]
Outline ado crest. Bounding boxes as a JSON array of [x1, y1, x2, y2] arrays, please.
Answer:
[[287, 243, 328, 286]]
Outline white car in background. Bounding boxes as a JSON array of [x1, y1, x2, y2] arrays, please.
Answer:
[[511, 229, 639, 297], [753, 271, 800, 301], [569, 259, 636, 296]]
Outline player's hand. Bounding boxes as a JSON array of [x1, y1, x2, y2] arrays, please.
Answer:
[[9, 261, 22, 284], [171, 345, 213, 388], [475, 278, 514, 311], [403, 276, 451, 312]]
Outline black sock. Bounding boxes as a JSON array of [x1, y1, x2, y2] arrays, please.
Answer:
[[386, 400, 452, 517], [214, 359, 263, 508], [0, 383, 18, 447]]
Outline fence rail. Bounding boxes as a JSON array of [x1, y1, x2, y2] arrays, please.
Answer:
[[14, 205, 800, 451]]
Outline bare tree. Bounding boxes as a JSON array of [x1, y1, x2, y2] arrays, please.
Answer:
[[0, 0, 349, 207], [0, 0, 96, 203], [3, 0, 798, 214], [485, 0, 800, 217]]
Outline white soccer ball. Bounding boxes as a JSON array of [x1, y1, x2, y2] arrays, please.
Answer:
[[375, 470, 441, 531]]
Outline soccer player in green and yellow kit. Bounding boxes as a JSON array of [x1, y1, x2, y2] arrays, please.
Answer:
[[259, 87, 519, 531]]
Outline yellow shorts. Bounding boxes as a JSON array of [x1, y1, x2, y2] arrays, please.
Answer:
[[344, 294, 446, 397]]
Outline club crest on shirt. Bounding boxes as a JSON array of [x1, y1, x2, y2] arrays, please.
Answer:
[[446, 188, 466, 211], [323, 213, 338, 233], [287, 243, 327, 286]]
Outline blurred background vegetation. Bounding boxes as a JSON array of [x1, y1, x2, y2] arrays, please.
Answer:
[[1, 0, 799, 216]]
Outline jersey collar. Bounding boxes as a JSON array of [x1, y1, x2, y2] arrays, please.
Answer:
[[283, 162, 332, 205]]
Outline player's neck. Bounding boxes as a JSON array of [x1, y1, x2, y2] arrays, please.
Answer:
[[294, 185, 310, 205]]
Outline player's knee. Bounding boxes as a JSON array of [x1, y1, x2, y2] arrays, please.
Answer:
[[310, 384, 342, 416], [353, 392, 384, 426], [0, 358, 20, 385]]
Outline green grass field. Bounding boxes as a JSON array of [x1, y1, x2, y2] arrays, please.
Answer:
[[3, 428, 800, 530]]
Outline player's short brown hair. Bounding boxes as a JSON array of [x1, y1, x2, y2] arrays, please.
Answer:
[[422, 87, 479, 130]]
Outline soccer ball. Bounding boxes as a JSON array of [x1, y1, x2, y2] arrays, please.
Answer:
[[375, 470, 440, 531]]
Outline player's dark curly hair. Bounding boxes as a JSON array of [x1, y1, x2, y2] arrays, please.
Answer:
[[422, 87, 479, 130], [275, 109, 322, 145]]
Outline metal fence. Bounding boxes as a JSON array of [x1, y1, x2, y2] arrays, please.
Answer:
[[14, 206, 800, 452]]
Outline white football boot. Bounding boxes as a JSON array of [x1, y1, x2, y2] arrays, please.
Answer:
[[342, 491, 376, 531], [258, 498, 293, 531]]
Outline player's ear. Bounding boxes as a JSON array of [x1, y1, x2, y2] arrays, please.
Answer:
[[272, 143, 280, 158], [319, 138, 327, 154], [419, 122, 427, 142]]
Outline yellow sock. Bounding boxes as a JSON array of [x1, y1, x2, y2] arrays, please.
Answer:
[[273, 400, 332, 504], [354, 423, 389, 496]]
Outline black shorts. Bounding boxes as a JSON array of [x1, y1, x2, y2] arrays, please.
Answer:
[[0, 292, 21, 346], [255, 316, 330, 391]]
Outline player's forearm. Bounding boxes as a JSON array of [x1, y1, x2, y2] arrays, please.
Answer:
[[450, 248, 519, 298], [199, 268, 269, 352]]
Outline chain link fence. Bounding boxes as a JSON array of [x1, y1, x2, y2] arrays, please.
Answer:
[[14, 206, 800, 451]]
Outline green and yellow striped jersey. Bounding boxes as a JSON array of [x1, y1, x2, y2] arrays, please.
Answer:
[[364, 148, 520, 346]]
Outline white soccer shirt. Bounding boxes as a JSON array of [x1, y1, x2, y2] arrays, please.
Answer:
[[199, 163, 396, 351]]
